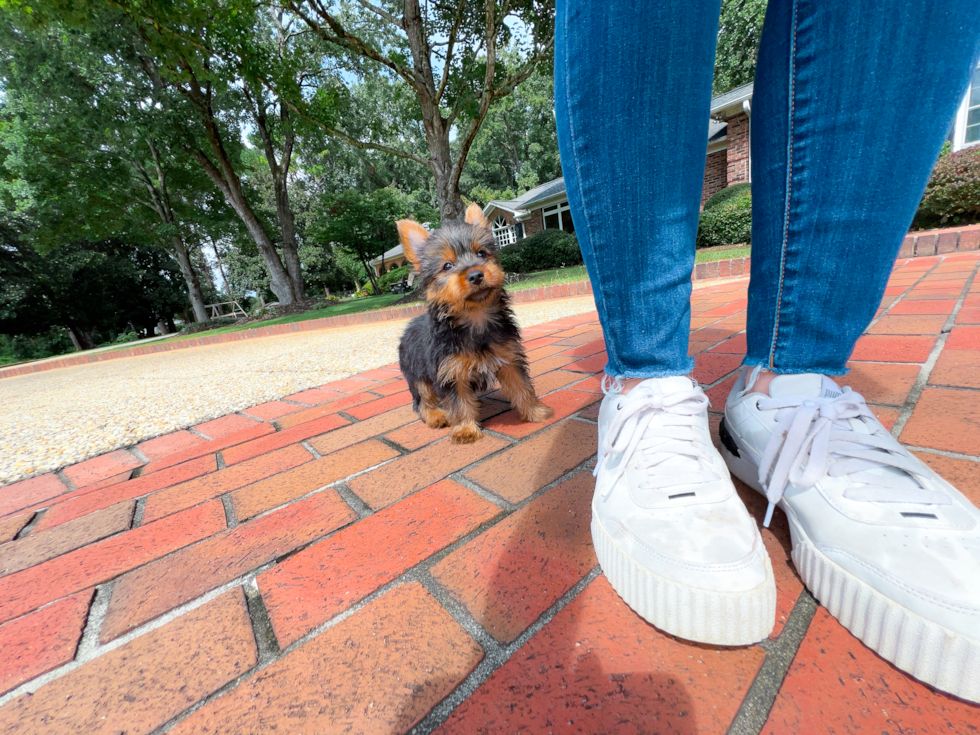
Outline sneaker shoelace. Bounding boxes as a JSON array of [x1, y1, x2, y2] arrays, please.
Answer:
[[596, 386, 719, 499], [757, 388, 950, 526]]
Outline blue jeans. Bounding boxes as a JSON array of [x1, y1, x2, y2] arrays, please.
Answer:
[[556, 0, 980, 377]]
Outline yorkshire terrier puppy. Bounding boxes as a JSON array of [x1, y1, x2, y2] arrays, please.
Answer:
[[397, 203, 554, 443]]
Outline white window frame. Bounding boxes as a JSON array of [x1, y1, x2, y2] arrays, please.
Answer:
[[491, 215, 518, 247], [952, 60, 980, 151], [542, 201, 572, 231]]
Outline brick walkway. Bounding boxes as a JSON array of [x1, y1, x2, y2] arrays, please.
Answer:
[[0, 253, 978, 734]]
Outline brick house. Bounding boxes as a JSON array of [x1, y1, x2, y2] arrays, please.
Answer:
[[385, 64, 980, 256], [482, 83, 758, 248]]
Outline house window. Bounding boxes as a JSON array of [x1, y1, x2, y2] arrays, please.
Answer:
[[954, 60, 980, 150], [542, 201, 574, 233], [966, 63, 980, 145], [492, 215, 518, 247]]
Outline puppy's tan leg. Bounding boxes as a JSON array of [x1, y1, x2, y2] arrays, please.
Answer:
[[416, 381, 448, 428], [446, 380, 483, 443], [497, 362, 554, 423]]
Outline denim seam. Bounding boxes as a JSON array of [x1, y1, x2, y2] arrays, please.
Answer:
[[559, 9, 625, 377], [768, 0, 800, 370]]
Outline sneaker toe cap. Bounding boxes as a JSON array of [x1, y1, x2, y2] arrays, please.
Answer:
[[602, 512, 770, 593]]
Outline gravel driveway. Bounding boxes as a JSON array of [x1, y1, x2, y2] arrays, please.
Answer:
[[0, 296, 597, 485]]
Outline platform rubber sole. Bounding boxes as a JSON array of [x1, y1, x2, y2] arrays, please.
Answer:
[[719, 420, 980, 703], [591, 512, 776, 646]]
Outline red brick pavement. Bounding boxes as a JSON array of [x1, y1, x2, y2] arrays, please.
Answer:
[[0, 253, 978, 733]]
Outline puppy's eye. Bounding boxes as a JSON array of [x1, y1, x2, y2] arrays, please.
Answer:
[[477, 251, 488, 259], [442, 261, 453, 271]]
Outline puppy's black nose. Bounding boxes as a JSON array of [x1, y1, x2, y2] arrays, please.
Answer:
[[467, 270, 484, 285]]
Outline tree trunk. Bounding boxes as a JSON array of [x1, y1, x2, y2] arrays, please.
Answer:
[[250, 93, 305, 302], [234, 201, 295, 305], [428, 126, 465, 224], [67, 327, 84, 352], [279, 202, 304, 300], [360, 254, 381, 295], [169, 235, 209, 323]]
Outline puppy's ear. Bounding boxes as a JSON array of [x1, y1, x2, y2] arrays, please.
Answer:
[[464, 202, 489, 229], [396, 220, 429, 268]]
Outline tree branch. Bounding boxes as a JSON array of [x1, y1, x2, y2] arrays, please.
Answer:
[[435, 1, 465, 105], [352, 0, 403, 29], [279, 97, 429, 166], [282, 0, 420, 92]]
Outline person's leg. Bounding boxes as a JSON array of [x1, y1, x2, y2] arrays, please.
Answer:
[[746, 0, 980, 373], [555, 0, 721, 379], [722, 0, 980, 701], [557, 0, 776, 647]]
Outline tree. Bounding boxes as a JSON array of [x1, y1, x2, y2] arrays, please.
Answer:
[[713, 0, 768, 96], [310, 187, 435, 295], [278, 0, 555, 224], [460, 61, 561, 200], [0, 13, 217, 321]]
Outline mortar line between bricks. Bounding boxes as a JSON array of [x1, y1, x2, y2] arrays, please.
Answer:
[[891, 258, 980, 438], [0, 564, 276, 709], [150, 456, 606, 732], [904, 444, 980, 462], [132, 497, 146, 527], [375, 435, 410, 455], [12, 509, 43, 540], [129, 446, 151, 464], [186, 427, 212, 440], [151, 508, 528, 733], [55, 469, 77, 493], [220, 494, 238, 528], [725, 590, 819, 735], [409, 567, 604, 735], [334, 481, 373, 519], [452, 454, 598, 517], [242, 578, 281, 664], [300, 439, 321, 459], [75, 582, 114, 659], [866, 257, 946, 331]]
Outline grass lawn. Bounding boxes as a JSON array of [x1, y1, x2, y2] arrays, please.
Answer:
[[695, 245, 751, 263], [84, 248, 752, 355], [505, 265, 589, 292]]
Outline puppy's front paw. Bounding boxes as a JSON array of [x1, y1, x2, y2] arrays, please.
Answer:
[[451, 422, 484, 444], [422, 409, 449, 429], [520, 401, 554, 423]]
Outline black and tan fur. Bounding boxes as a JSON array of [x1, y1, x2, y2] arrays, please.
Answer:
[[397, 204, 553, 443]]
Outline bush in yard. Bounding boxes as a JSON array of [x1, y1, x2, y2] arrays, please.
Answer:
[[498, 230, 583, 273], [702, 182, 751, 211], [917, 146, 980, 227], [377, 265, 412, 292], [696, 186, 752, 248]]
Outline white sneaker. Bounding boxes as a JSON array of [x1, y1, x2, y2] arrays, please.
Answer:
[[592, 376, 775, 645], [721, 369, 980, 703]]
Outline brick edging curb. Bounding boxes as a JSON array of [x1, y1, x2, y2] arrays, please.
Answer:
[[900, 223, 980, 258]]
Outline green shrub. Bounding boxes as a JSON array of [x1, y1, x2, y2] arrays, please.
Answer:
[[696, 187, 752, 248], [702, 182, 751, 211], [917, 146, 980, 226], [0, 329, 75, 365], [498, 230, 583, 273], [113, 330, 140, 344], [180, 319, 229, 335], [377, 264, 412, 292]]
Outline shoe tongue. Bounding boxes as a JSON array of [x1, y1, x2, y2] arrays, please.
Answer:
[[768, 374, 921, 492], [768, 374, 843, 400], [634, 376, 697, 396]]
